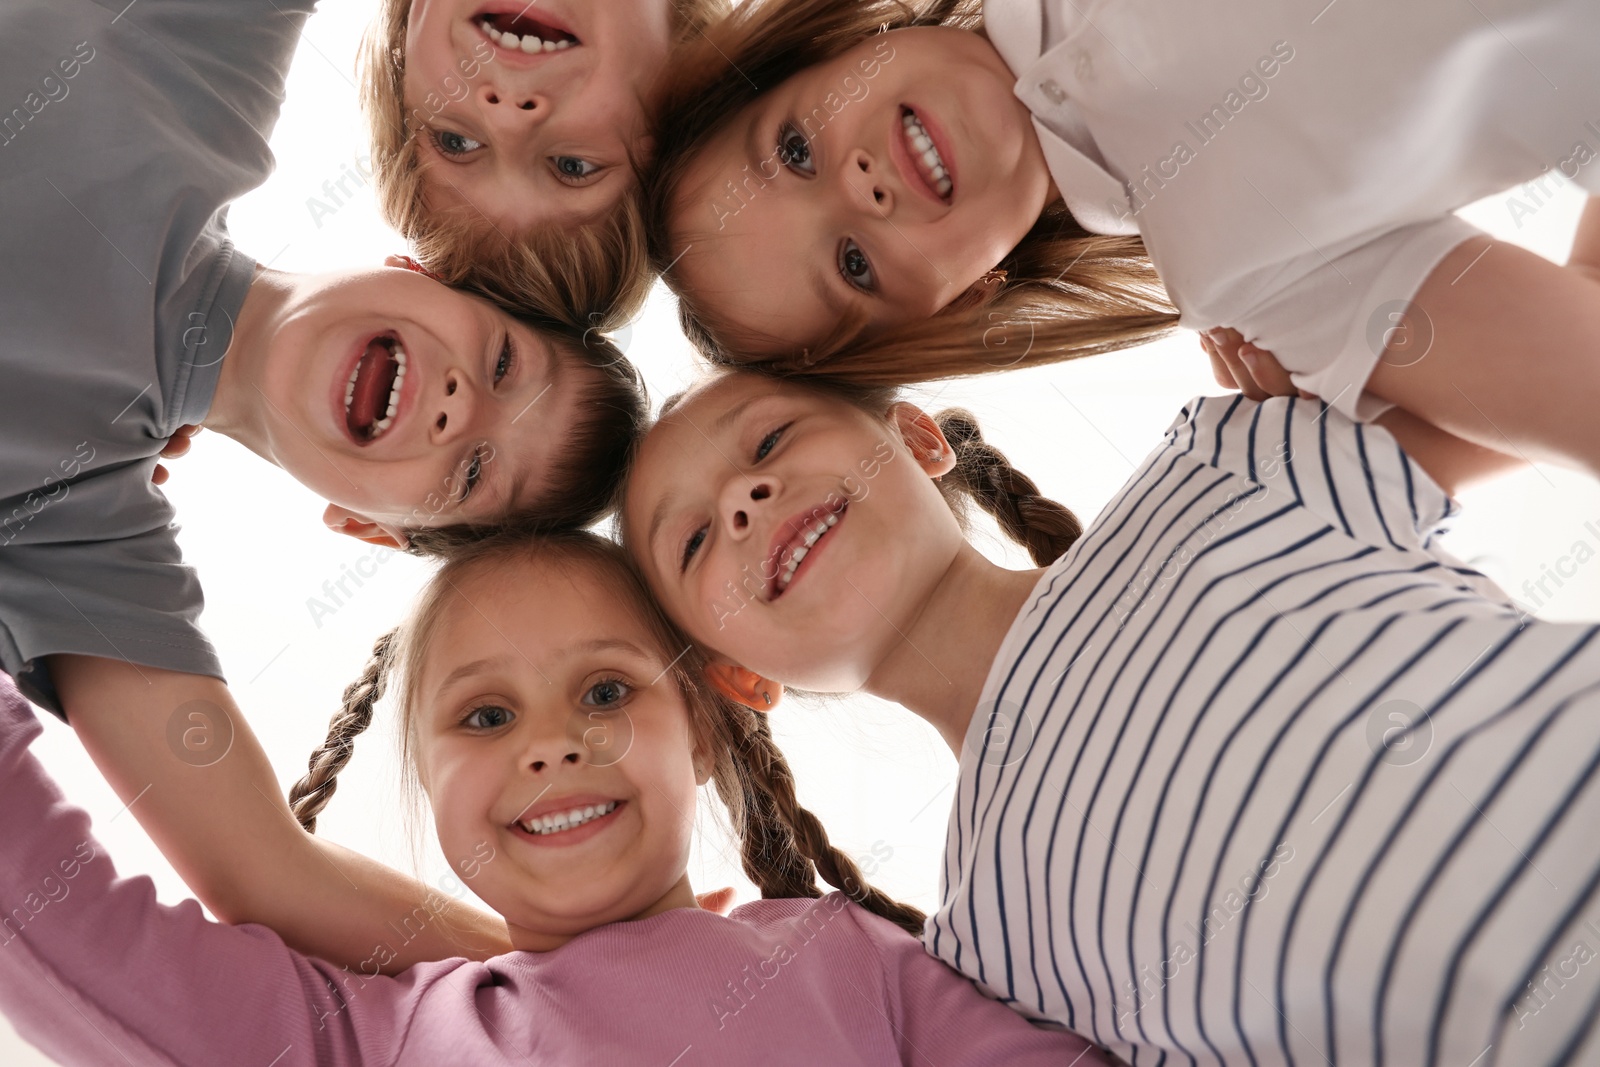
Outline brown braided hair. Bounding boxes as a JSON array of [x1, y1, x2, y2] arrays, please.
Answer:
[[287, 530, 925, 936], [289, 629, 396, 833], [934, 409, 1083, 566], [715, 701, 925, 935]]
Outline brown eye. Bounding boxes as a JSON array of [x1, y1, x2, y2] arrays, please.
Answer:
[[838, 240, 874, 291], [777, 123, 814, 173]]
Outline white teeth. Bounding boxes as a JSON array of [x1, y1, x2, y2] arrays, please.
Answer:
[[482, 17, 573, 52], [520, 800, 617, 836], [902, 111, 952, 199], [774, 513, 842, 594]]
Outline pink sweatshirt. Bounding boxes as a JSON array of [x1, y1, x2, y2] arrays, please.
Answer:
[[0, 677, 1111, 1067]]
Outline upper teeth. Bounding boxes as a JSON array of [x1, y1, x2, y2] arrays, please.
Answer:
[[345, 341, 407, 440], [775, 512, 839, 594], [480, 17, 574, 52], [520, 801, 617, 836], [902, 111, 952, 198]]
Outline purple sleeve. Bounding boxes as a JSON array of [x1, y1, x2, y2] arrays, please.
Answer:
[[849, 906, 1118, 1067], [0, 675, 410, 1067]]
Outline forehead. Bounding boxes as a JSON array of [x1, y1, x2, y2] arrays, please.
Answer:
[[423, 555, 650, 670]]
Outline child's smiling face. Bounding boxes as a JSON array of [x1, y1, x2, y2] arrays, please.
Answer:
[[667, 27, 1053, 356], [402, 0, 676, 232], [623, 372, 966, 694], [227, 263, 591, 540], [412, 555, 707, 950]]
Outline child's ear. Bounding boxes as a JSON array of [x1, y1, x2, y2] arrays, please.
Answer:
[[704, 663, 783, 712], [888, 403, 958, 478], [322, 504, 409, 550]]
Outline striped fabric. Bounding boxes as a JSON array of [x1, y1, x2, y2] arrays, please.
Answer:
[[929, 395, 1600, 1067]]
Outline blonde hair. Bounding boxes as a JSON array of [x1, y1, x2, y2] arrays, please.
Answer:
[[357, 0, 731, 328], [643, 0, 1178, 384], [288, 530, 926, 935]]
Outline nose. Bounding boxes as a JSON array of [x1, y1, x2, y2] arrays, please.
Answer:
[[842, 148, 893, 216], [429, 367, 481, 445], [472, 81, 551, 133], [523, 730, 584, 774], [718, 474, 779, 540]]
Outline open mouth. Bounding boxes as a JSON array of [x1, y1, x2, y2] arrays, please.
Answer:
[[766, 501, 848, 600], [344, 335, 407, 444], [516, 800, 619, 836], [901, 107, 953, 200], [476, 7, 579, 53]]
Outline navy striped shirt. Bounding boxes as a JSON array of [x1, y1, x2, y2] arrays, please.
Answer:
[[930, 396, 1600, 1066]]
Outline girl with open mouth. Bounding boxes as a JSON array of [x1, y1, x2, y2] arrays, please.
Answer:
[[624, 365, 1600, 1065], [0, 534, 1110, 1067], [643, 0, 1600, 486]]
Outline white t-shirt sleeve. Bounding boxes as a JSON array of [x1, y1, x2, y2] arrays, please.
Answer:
[[1217, 214, 1484, 423]]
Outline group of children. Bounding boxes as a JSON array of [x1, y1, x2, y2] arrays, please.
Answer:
[[3, 0, 1600, 1063]]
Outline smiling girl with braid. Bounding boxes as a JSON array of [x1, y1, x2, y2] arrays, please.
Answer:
[[0, 532, 1109, 1067], [624, 366, 1600, 1066]]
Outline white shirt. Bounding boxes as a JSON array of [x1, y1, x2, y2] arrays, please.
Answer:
[[985, 0, 1600, 420], [929, 395, 1600, 1066]]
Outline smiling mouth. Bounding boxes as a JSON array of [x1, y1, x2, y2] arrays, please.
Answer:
[[766, 502, 847, 600], [518, 800, 618, 835], [345, 335, 406, 444], [477, 10, 579, 53], [901, 108, 952, 200]]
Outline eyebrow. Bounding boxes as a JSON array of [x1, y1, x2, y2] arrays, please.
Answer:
[[435, 656, 513, 697], [648, 491, 679, 560], [744, 106, 767, 174]]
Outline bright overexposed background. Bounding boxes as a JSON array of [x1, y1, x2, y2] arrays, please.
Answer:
[[6, 2, 1598, 1062]]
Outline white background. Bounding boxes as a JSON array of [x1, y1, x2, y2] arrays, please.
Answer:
[[5, 1, 1597, 1062]]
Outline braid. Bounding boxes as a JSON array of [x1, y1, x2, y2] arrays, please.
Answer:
[[936, 408, 1083, 566], [288, 629, 397, 833], [721, 705, 927, 937]]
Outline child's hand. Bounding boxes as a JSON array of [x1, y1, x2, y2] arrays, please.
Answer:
[[151, 424, 201, 486], [1200, 329, 1311, 401]]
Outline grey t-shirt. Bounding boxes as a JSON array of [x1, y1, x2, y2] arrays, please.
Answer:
[[0, 0, 314, 714]]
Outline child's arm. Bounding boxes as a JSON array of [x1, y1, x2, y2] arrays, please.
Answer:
[[1203, 328, 1525, 497], [1364, 197, 1600, 475], [0, 675, 412, 1067], [50, 654, 514, 972]]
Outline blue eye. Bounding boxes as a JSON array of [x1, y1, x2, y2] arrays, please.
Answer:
[[462, 704, 512, 729], [432, 129, 484, 157], [777, 123, 814, 174], [755, 426, 785, 461], [583, 678, 633, 708], [495, 335, 517, 383], [681, 526, 707, 572], [554, 156, 600, 182]]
